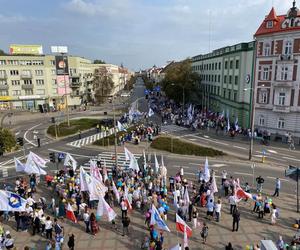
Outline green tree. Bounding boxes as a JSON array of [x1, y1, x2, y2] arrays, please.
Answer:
[[93, 68, 114, 103], [93, 59, 106, 64], [0, 128, 16, 152], [141, 75, 154, 90], [0, 49, 6, 56], [124, 75, 136, 91], [161, 59, 200, 105]]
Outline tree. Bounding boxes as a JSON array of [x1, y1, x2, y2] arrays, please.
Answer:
[[161, 59, 201, 105], [141, 75, 154, 90], [0, 128, 16, 152], [92, 67, 114, 104], [93, 59, 106, 64], [0, 49, 6, 56], [124, 75, 136, 91]]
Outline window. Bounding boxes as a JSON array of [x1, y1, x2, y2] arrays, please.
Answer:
[[278, 118, 285, 129], [229, 75, 232, 84], [218, 75, 221, 82], [278, 92, 286, 106], [10, 70, 19, 76], [234, 76, 238, 85], [19, 60, 31, 65], [280, 66, 289, 81], [223, 89, 226, 97], [35, 70, 43, 76], [225, 61, 228, 69], [219, 62, 221, 70], [262, 67, 269, 80], [209, 64, 211, 70], [12, 90, 21, 96], [24, 89, 33, 95], [230, 60, 233, 69], [36, 89, 45, 95], [0, 60, 6, 65], [32, 60, 44, 65], [228, 91, 231, 100], [284, 40, 292, 55], [7, 60, 18, 65], [0, 70, 6, 77], [233, 91, 237, 102], [36, 79, 44, 85], [235, 60, 239, 69], [214, 75, 217, 82], [11, 80, 20, 86], [259, 90, 268, 103], [212, 63, 214, 70], [52, 79, 57, 85], [259, 116, 265, 126], [215, 63, 217, 70], [263, 43, 271, 56], [0, 80, 7, 85], [52, 88, 58, 94], [50, 60, 55, 66], [22, 70, 31, 77], [51, 69, 56, 75], [266, 21, 273, 28], [24, 80, 32, 85], [224, 75, 227, 83], [0, 90, 8, 96]]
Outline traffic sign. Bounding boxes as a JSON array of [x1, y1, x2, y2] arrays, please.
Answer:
[[154, 86, 161, 92], [144, 89, 149, 95], [58, 152, 65, 159]]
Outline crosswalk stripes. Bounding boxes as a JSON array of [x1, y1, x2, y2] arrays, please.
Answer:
[[67, 123, 131, 148], [161, 124, 188, 133], [80, 151, 143, 173]]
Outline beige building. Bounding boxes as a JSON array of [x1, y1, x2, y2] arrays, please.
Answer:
[[0, 54, 132, 111]]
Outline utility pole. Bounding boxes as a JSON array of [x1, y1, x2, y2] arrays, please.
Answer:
[[62, 53, 70, 127], [112, 95, 118, 167]]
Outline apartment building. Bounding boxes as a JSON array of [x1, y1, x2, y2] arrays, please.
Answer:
[[254, 2, 300, 142], [192, 42, 255, 127], [0, 52, 132, 110]]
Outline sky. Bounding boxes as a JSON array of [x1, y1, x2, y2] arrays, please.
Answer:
[[0, 0, 294, 70]]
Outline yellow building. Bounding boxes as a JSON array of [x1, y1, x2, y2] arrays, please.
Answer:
[[0, 53, 133, 111]]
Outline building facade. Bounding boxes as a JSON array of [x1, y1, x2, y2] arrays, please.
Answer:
[[0, 53, 132, 111], [254, 2, 300, 142], [192, 42, 255, 128]]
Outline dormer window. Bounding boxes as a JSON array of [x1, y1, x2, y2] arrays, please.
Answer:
[[266, 21, 273, 28]]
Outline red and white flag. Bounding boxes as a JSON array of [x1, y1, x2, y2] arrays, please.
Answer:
[[124, 185, 132, 210], [66, 203, 77, 223], [176, 213, 192, 237], [96, 195, 117, 222]]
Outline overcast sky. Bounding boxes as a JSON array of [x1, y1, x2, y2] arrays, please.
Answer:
[[0, 0, 294, 70]]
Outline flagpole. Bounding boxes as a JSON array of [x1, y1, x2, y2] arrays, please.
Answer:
[[112, 95, 118, 168]]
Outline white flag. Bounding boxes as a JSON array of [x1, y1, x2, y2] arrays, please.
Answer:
[[183, 188, 190, 206], [103, 160, 108, 182], [0, 190, 27, 212], [161, 155, 165, 167], [14, 158, 25, 172], [143, 150, 147, 170], [124, 147, 133, 161], [64, 153, 77, 171], [90, 160, 103, 182], [154, 153, 159, 174], [25, 154, 47, 175], [210, 172, 218, 194], [117, 121, 126, 131], [169, 244, 181, 250], [203, 157, 210, 183], [28, 151, 48, 168], [96, 195, 117, 222], [129, 154, 139, 172], [112, 180, 120, 202], [80, 166, 90, 192]]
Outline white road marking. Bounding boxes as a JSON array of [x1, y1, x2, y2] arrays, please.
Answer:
[[174, 165, 190, 169], [204, 135, 210, 138], [267, 149, 278, 154], [212, 164, 227, 168], [266, 176, 289, 182], [234, 172, 253, 176], [190, 135, 229, 146], [283, 157, 300, 162], [233, 145, 247, 150], [24, 123, 42, 147], [185, 172, 196, 176], [189, 138, 197, 141], [48, 149, 91, 158]]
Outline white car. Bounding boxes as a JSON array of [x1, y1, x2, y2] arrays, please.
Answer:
[[121, 92, 130, 97]]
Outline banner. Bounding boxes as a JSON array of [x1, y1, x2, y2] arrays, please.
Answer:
[[55, 55, 69, 75], [57, 75, 71, 96], [9, 44, 43, 55]]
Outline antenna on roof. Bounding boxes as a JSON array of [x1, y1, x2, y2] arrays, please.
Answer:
[[293, 0, 296, 8]]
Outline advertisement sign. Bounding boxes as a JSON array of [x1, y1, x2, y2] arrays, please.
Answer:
[[57, 75, 71, 96], [0, 96, 12, 101], [55, 55, 69, 75], [51, 46, 68, 54], [9, 44, 43, 55]]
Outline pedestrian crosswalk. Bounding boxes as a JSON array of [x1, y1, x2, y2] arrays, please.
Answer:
[[161, 124, 188, 133], [67, 123, 131, 148], [81, 151, 143, 173]]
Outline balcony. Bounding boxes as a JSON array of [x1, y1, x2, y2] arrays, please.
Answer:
[[0, 73, 7, 79], [273, 80, 293, 88], [0, 85, 8, 90], [22, 84, 33, 90], [272, 105, 290, 113], [21, 72, 32, 79]]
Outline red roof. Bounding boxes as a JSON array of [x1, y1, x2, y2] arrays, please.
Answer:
[[255, 7, 300, 37]]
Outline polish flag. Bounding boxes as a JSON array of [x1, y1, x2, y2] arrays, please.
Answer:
[[124, 185, 132, 210], [66, 203, 77, 223], [176, 213, 192, 237]]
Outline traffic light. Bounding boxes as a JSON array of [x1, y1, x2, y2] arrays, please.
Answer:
[[145, 94, 148, 99], [49, 152, 56, 163], [17, 137, 24, 146]]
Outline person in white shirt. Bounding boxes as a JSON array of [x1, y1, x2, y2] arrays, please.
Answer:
[[120, 198, 128, 219], [83, 209, 90, 233], [180, 167, 184, 179], [221, 170, 227, 186], [214, 199, 222, 222], [45, 216, 53, 239], [228, 194, 236, 214]]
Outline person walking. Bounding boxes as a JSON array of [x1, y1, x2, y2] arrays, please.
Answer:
[[232, 208, 240, 232], [67, 233, 75, 250], [200, 223, 208, 244], [83, 209, 90, 233], [90, 213, 99, 235], [256, 176, 264, 193], [214, 199, 222, 222], [225, 242, 234, 250], [273, 178, 280, 197], [122, 215, 131, 236], [228, 194, 236, 215], [192, 207, 198, 229], [45, 216, 53, 240], [120, 198, 128, 219]]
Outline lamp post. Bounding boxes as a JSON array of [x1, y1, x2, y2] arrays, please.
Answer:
[[244, 87, 256, 161]]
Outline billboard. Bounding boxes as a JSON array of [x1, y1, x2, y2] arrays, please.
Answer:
[[51, 46, 68, 54], [55, 55, 69, 75], [57, 75, 71, 96], [9, 44, 43, 55]]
